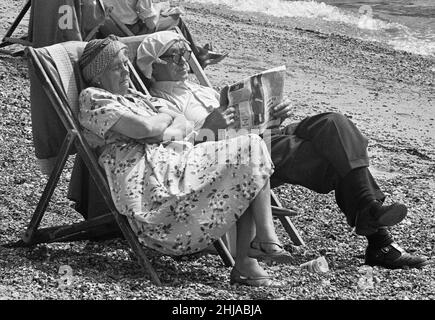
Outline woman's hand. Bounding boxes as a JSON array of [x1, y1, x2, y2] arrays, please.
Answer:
[[216, 85, 236, 128], [271, 99, 293, 123], [112, 112, 173, 140], [158, 107, 182, 119], [139, 115, 193, 144], [162, 115, 194, 142], [202, 106, 236, 132], [173, 115, 194, 135], [216, 106, 236, 128]]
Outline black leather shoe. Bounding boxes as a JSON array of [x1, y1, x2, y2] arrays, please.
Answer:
[[365, 242, 429, 269], [355, 201, 407, 236]]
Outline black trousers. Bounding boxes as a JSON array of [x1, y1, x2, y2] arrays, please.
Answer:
[[270, 112, 385, 227]]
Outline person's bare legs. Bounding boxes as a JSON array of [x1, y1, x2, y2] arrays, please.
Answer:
[[233, 181, 282, 277], [247, 180, 285, 255], [234, 206, 268, 277], [249, 180, 280, 244]]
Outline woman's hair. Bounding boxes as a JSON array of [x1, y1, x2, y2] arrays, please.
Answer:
[[79, 35, 128, 85]]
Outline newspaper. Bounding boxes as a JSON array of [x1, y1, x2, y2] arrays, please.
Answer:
[[220, 65, 286, 134]]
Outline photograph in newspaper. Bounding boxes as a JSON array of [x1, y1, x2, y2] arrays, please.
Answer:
[[220, 65, 286, 134]]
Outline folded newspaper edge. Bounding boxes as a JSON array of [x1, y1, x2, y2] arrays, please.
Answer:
[[220, 65, 286, 134]]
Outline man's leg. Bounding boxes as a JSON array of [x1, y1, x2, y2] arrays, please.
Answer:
[[291, 112, 406, 230], [270, 112, 428, 268], [270, 112, 367, 194], [335, 166, 386, 230], [293, 112, 369, 178]]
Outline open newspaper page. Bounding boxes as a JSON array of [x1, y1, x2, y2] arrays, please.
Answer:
[[220, 65, 286, 134]]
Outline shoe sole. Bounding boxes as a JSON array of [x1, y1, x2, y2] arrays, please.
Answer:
[[230, 269, 283, 287], [376, 203, 407, 227], [248, 246, 293, 264], [366, 259, 430, 269], [249, 254, 294, 264]]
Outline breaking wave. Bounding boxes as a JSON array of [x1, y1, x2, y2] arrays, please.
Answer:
[[186, 0, 435, 57], [187, 0, 402, 30]]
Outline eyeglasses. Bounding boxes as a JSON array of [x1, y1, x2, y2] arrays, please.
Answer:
[[160, 49, 192, 65]]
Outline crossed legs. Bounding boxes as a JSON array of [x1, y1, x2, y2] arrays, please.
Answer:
[[270, 112, 428, 269]]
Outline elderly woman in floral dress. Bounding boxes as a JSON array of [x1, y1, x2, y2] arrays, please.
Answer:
[[77, 35, 291, 287]]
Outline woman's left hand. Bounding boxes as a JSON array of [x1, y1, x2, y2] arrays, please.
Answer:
[[140, 116, 193, 144]]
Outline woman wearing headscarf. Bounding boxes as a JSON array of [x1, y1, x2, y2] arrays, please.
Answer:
[[78, 35, 291, 287]]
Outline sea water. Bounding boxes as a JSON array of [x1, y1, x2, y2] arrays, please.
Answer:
[[186, 0, 435, 57]]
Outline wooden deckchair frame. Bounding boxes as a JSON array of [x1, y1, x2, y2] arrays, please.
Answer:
[[16, 42, 235, 286]]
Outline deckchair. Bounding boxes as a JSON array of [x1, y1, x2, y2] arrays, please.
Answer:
[[19, 38, 234, 286]]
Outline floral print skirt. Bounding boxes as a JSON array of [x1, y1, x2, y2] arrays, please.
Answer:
[[100, 133, 273, 256]]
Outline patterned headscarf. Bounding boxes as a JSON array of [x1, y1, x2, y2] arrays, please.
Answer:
[[79, 35, 128, 84], [136, 31, 189, 79]]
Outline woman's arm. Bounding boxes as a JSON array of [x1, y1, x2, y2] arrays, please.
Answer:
[[111, 112, 173, 139], [141, 115, 194, 144], [157, 105, 183, 119], [163, 115, 194, 141]]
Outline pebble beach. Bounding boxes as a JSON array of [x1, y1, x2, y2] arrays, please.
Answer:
[[0, 0, 434, 301]]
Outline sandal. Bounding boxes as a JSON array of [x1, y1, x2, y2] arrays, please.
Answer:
[[229, 268, 284, 287], [248, 241, 293, 263]]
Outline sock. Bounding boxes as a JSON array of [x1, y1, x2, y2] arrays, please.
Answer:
[[366, 227, 394, 249]]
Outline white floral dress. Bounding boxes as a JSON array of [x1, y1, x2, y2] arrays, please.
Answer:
[[78, 87, 274, 255]]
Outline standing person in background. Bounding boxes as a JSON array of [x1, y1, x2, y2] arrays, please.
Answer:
[[100, 0, 228, 68]]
